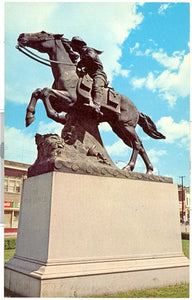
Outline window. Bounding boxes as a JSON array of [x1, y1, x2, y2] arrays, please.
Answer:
[[12, 211, 19, 228], [4, 211, 11, 228], [4, 177, 22, 193]]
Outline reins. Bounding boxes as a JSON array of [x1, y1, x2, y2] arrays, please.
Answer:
[[16, 44, 76, 67], [16, 45, 51, 67]]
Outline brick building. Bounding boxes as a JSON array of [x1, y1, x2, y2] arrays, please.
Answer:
[[4, 160, 30, 235], [178, 185, 190, 224], [4, 160, 190, 236]]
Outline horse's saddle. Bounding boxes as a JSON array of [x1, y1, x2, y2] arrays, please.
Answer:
[[77, 75, 121, 114]]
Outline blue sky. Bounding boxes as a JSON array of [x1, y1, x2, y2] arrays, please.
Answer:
[[4, 1, 190, 186]]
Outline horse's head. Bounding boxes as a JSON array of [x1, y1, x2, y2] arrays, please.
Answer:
[[17, 31, 63, 52]]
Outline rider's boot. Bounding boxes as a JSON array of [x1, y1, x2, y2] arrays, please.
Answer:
[[89, 102, 103, 117], [84, 98, 103, 117], [90, 92, 103, 117]]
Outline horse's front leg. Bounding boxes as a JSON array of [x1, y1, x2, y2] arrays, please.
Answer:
[[41, 88, 67, 125], [26, 88, 42, 127]]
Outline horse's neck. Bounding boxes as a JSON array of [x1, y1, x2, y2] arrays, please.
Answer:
[[49, 40, 78, 92]]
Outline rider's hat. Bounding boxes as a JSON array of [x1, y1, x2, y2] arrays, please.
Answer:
[[71, 36, 87, 47]]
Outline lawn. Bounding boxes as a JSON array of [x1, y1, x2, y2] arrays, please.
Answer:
[[182, 239, 190, 258], [93, 239, 190, 298], [94, 284, 189, 298], [4, 240, 189, 298], [4, 249, 15, 263]]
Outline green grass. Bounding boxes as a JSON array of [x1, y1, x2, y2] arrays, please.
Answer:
[[93, 239, 190, 298], [182, 239, 190, 258], [93, 284, 189, 298], [4, 240, 189, 298], [4, 249, 15, 263], [4, 238, 17, 250]]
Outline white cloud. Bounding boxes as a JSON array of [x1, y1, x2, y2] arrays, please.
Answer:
[[74, 3, 144, 81], [135, 47, 185, 71], [130, 42, 139, 54], [134, 46, 185, 75], [157, 116, 190, 147], [158, 4, 171, 15], [134, 47, 152, 57], [37, 121, 63, 136], [132, 77, 146, 89], [4, 122, 65, 164], [105, 137, 166, 165], [111, 144, 167, 175], [147, 148, 167, 164], [5, 2, 58, 33], [4, 126, 36, 164], [134, 148, 167, 174], [151, 50, 185, 70], [112, 62, 130, 78], [106, 140, 129, 157], [5, 2, 144, 104], [5, 78, 52, 104], [132, 52, 190, 106], [99, 122, 112, 132]]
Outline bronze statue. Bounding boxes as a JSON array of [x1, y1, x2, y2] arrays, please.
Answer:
[[17, 31, 165, 175]]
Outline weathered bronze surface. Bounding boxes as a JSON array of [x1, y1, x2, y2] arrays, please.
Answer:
[[17, 31, 166, 177], [28, 126, 172, 183]]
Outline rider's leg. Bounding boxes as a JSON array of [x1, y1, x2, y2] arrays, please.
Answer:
[[91, 77, 105, 116]]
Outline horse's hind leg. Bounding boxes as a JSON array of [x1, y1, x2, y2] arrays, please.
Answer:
[[26, 88, 42, 127], [139, 146, 153, 174], [126, 144, 154, 174], [110, 120, 154, 174], [109, 121, 141, 172], [123, 136, 154, 174], [124, 148, 139, 171]]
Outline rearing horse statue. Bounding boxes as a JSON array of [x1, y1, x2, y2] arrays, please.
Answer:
[[17, 31, 165, 174]]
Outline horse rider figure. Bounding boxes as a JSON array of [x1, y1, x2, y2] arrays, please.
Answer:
[[70, 36, 108, 117]]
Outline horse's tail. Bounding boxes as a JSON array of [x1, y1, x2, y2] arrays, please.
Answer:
[[138, 112, 166, 139]]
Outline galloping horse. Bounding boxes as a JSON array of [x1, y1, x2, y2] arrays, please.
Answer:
[[17, 31, 165, 174]]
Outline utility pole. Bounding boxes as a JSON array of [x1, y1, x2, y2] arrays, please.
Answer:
[[179, 176, 185, 223]]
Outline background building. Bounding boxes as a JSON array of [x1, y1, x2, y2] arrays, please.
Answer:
[[178, 185, 190, 224], [4, 160, 30, 236], [4, 160, 190, 236]]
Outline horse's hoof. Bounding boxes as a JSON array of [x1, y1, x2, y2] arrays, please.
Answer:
[[146, 169, 153, 175], [26, 116, 35, 127], [122, 165, 132, 172]]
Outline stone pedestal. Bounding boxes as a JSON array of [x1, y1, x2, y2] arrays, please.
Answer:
[[5, 172, 189, 297]]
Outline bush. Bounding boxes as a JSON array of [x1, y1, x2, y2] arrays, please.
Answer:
[[181, 232, 190, 240], [4, 238, 16, 250]]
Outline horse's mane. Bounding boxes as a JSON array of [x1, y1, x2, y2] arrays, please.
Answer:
[[61, 38, 79, 64]]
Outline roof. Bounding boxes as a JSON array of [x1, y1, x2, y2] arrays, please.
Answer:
[[4, 160, 31, 171]]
